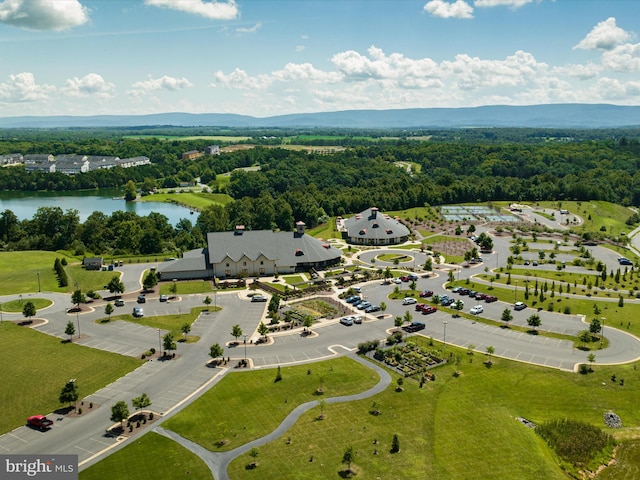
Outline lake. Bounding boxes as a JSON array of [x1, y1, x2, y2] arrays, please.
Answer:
[[0, 189, 198, 226]]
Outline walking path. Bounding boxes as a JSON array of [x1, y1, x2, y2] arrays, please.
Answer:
[[154, 351, 391, 480]]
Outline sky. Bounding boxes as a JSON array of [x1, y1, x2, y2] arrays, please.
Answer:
[[0, 0, 639, 118]]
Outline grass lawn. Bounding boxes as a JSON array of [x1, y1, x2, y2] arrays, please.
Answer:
[[158, 281, 214, 295], [80, 431, 212, 480], [163, 357, 379, 452], [138, 191, 233, 209], [0, 322, 142, 434], [0, 251, 78, 294], [225, 343, 640, 479], [0, 297, 52, 312], [306, 219, 343, 240]]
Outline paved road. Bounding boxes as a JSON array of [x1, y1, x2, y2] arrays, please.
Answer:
[[3, 227, 640, 474]]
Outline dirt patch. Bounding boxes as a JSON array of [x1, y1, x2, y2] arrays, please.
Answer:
[[13, 318, 46, 327]]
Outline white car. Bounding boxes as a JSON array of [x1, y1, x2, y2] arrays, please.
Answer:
[[340, 316, 354, 326], [402, 297, 417, 305], [470, 305, 484, 315]]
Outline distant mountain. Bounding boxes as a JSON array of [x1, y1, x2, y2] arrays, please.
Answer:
[[0, 104, 639, 129]]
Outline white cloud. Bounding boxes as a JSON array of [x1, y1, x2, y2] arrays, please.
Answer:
[[593, 77, 640, 101], [62, 73, 115, 98], [295, 45, 305, 52], [128, 75, 193, 96], [236, 22, 261, 34], [552, 63, 602, 80], [0, 72, 55, 102], [271, 63, 343, 83], [0, 0, 89, 31], [211, 68, 272, 89], [424, 0, 473, 19], [145, 0, 238, 20], [474, 0, 538, 8], [574, 17, 632, 51], [601, 43, 640, 72]]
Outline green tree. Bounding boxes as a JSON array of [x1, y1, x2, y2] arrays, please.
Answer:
[[110, 401, 130, 429], [107, 275, 125, 296], [203, 296, 212, 308], [132, 392, 152, 418], [303, 315, 313, 332], [587, 353, 596, 371], [579, 330, 592, 348], [589, 318, 602, 335], [258, 321, 269, 338], [268, 294, 280, 316], [71, 289, 85, 309], [209, 343, 223, 362], [342, 445, 355, 472], [104, 303, 114, 321], [65, 320, 76, 341], [180, 322, 191, 340], [527, 314, 541, 331], [59, 380, 79, 410], [391, 434, 400, 453], [486, 345, 495, 362], [231, 324, 243, 343], [501, 308, 513, 326], [248, 447, 259, 467], [383, 267, 393, 283], [22, 301, 36, 321], [143, 270, 158, 291], [124, 180, 137, 202], [163, 333, 177, 356]]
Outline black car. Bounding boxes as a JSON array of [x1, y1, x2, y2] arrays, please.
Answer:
[[402, 322, 426, 333], [137, 295, 146, 303]]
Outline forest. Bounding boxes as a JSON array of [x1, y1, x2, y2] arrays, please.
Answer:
[[1, 128, 640, 256]]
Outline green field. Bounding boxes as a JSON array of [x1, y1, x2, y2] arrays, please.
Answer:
[[138, 191, 233, 209], [0, 322, 142, 434], [80, 432, 212, 480], [0, 297, 52, 312], [163, 356, 379, 452], [123, 135, 251, 142]]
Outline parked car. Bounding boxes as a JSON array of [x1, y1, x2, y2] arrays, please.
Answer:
[[514, 301, 527, 311], [393, 278, 402, 284], [470, 305, 484, 315], [402, 321, 425, 332], [407, 273, 419, 281], [340, 316, 354, 326], [420, 290, 433, 298], [474, 293, 487, 301], [619, 257, 633, 265], [399, 275, 410, 282], [357, 302, 371, 310], [137, 294, 146, 303], [27, 415, 53, 431], [416, 303, 427, 312], [159, 294, 168, 302], [402, 297, 417, 305], [451, 286, 461, 293], [353, 286, 361, 293], [524, 260, 530, 265], [346, 295, 361, 303], [484, 295, 498, 303], [352, 316, 363, 324], [421, 305, 437, 314], [532, 261, 538, 266], [365, 305, 380, 313], [114, 299, 125, 307], [251, 295, 267, 302], [452, 300, 464, 310], [458, 288, 470, 295], [133, 307, 144, 317], [441, 298, 454, 306]]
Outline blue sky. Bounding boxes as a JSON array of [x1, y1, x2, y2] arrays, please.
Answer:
[[0, 0, 639, 117]]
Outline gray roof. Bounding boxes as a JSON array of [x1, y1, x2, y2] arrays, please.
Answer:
[[157, 249, 209, 275], [344, 208, 410, 240], [206, 230, 340, 265]]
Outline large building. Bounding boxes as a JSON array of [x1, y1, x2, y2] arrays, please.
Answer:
[[157, 222, 341, 281], [339, 207, 410, 246]]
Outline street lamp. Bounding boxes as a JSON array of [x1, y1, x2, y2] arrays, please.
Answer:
[[514, 280, 518, 303], [0, 302, 3, 324], [242, 334, 248, 361], [158, 328, 162, 354], [37, 271, 40, 292], [442, 320, 448, 351], [214, 290, 217, 309], [601, 317, 606, 347]]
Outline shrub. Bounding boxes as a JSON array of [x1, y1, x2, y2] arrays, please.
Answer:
[[578, 364, 589, 375]]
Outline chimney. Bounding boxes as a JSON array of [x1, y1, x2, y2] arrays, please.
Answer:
[[371, 207, 379, 219], [295, 221, 306, 235], [234, 225, 245, 235]]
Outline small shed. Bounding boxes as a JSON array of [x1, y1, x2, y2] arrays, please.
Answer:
[[83, 257, 103, 270]]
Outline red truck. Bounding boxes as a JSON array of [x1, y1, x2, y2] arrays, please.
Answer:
[[27, 415, 53, 431]]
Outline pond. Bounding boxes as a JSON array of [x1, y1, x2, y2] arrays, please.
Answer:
[[0, 189, 197, 226]]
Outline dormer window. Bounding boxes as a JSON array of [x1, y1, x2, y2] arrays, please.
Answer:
[[359, 228, 367, 235], [372, 223, 379, 228], [295, 249, 304, 256]]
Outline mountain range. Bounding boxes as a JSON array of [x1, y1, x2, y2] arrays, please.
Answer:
[[0, 104, 639, 129]]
